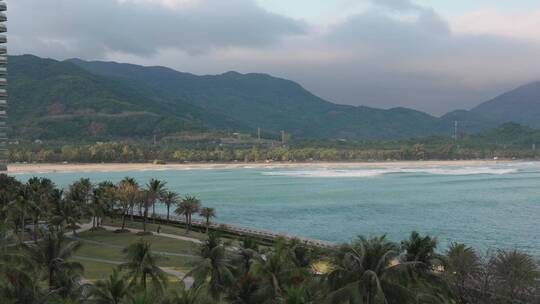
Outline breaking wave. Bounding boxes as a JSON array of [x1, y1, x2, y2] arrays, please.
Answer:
[[262, 167, 519, 178]]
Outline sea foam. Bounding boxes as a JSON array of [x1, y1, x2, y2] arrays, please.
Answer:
[[262, 166, 519, 178]]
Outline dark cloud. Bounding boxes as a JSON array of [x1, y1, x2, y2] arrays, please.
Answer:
[[6, 0, 540, 115], [8, 0, 307, 58]]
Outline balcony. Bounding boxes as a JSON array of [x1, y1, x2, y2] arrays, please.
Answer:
[[0, 3, 6, 12], [0, 78, 5, 85], [0, 100, 6, 106], [0, 13, 6, 22], [0, 24, 5, 33], [0, 46, 6, 55], [0, 89, 7, 97], [0, 67, 6, 75], [0, 35, 6, 44]]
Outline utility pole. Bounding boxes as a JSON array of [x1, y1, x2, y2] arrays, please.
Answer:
[[281, 130, 286, 145], [453, 121, 458, 141], [257, 127, 261, 141]]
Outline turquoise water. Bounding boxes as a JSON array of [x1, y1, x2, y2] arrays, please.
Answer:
[[14, 162, 540, 255]]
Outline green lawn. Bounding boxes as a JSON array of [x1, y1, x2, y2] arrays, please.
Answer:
[[102, 218, 208, 241], [73, 230, 199, 270], [77, 230, 198, 254], [75, 259, 117, 282]]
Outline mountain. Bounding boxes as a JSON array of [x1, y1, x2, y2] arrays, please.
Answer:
[[6, 54, 452, 141], [9, 54, 540, 143], [441, 82, 540, 132], [8, 55, 246, 140], [68, 58, 447, 140]]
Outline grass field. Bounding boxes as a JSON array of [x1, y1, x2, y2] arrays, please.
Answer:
[[68, 229, 201, 281], [102, 218, 208, 240]]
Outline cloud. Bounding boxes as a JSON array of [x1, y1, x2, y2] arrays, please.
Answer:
[[6, 0, 540, 115], [450, 9, 540, 43], [8, 0, 307, 58]]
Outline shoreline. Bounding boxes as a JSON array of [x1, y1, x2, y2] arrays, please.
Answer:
[[7, 159, 521, 174]]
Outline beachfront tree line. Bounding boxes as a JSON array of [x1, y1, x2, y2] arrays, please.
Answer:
[[9, 142, 540, 164], [0, 175, 539, 303]]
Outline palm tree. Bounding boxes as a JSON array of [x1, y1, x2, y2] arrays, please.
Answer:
[[21, 230, 83, 291], [120, 239, 168, 293], [401, 231, 441, 270], [140, 190, 151, 233], [174, 196, 201, 233], [164, 282, 206, 304], [7, 188, 35, 241], [118, 178, 140, 230], [186, 232, 234, 300], [491, 249, 539, 301], [326, 235, 415, 304], [444, 243, 481, 303], [199, 207, 216, 234], [26, 177, 55, 239], [146, 179, 167, 223], [162, 191, 179, 224], [50, 194, 82, 236], [91, 269, 134, 304]]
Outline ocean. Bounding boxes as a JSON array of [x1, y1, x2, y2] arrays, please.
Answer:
[[14, 161, 540, 256]]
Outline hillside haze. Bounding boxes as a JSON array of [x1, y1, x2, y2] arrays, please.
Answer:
[[7, 54, 540, 142]]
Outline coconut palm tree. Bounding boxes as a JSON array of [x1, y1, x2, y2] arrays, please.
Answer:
[[26, 177, 55, 239], [50, 194, 82, 236], [187, 232, 234, 300], [162, 191, 179, 224], [118, 177, 140, 226], [174, 196, 201, 233], [146, 179, 167, 223], [491, 249, 539, 301], [326, 235, 415, 304], [120, 239, 168, 293], [21, 230, 84, 291], [444, 243, 481, 303], [199, 207, 216, 234], [91, 269, 134, 304], [164, 282, 207, 304]]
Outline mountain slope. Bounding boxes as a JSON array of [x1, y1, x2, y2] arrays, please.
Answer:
[[441, 82, 540, 132], [8, 55, 245, 140], [70, 58, 447, 139]]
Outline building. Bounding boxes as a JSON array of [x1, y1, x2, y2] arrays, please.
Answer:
[[0, 0, 6, 171]]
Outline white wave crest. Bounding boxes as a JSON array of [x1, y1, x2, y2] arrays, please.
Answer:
[[262, 167, 518, 178]]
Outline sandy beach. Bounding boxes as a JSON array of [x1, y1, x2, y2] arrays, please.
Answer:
[[7, 160, 516, 174]]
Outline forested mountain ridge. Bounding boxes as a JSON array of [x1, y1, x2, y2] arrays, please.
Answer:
[[441, 81, 540, 132], [7, 54, 540, 142], [70, 58, 447, 140]]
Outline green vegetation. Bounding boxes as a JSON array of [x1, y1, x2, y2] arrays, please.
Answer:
[[9, 123, 540, 163], [1, 174, 539, 303]]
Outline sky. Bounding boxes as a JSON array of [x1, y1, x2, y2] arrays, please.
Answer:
[[7, 0, 540, 115]]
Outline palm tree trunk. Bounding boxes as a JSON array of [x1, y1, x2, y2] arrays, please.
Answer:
[[185, 214, 189, 233], [166, 205, 170, 224], [33, 218, 38, 241], [143, 207, 148, 232], [206, 217, 209, 233], [121, 212, 127, 230], [49, 268, 54, 291], [142, 272, 147, 292], [20, 213, 25, 241], [152, 201, 156, 224]]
